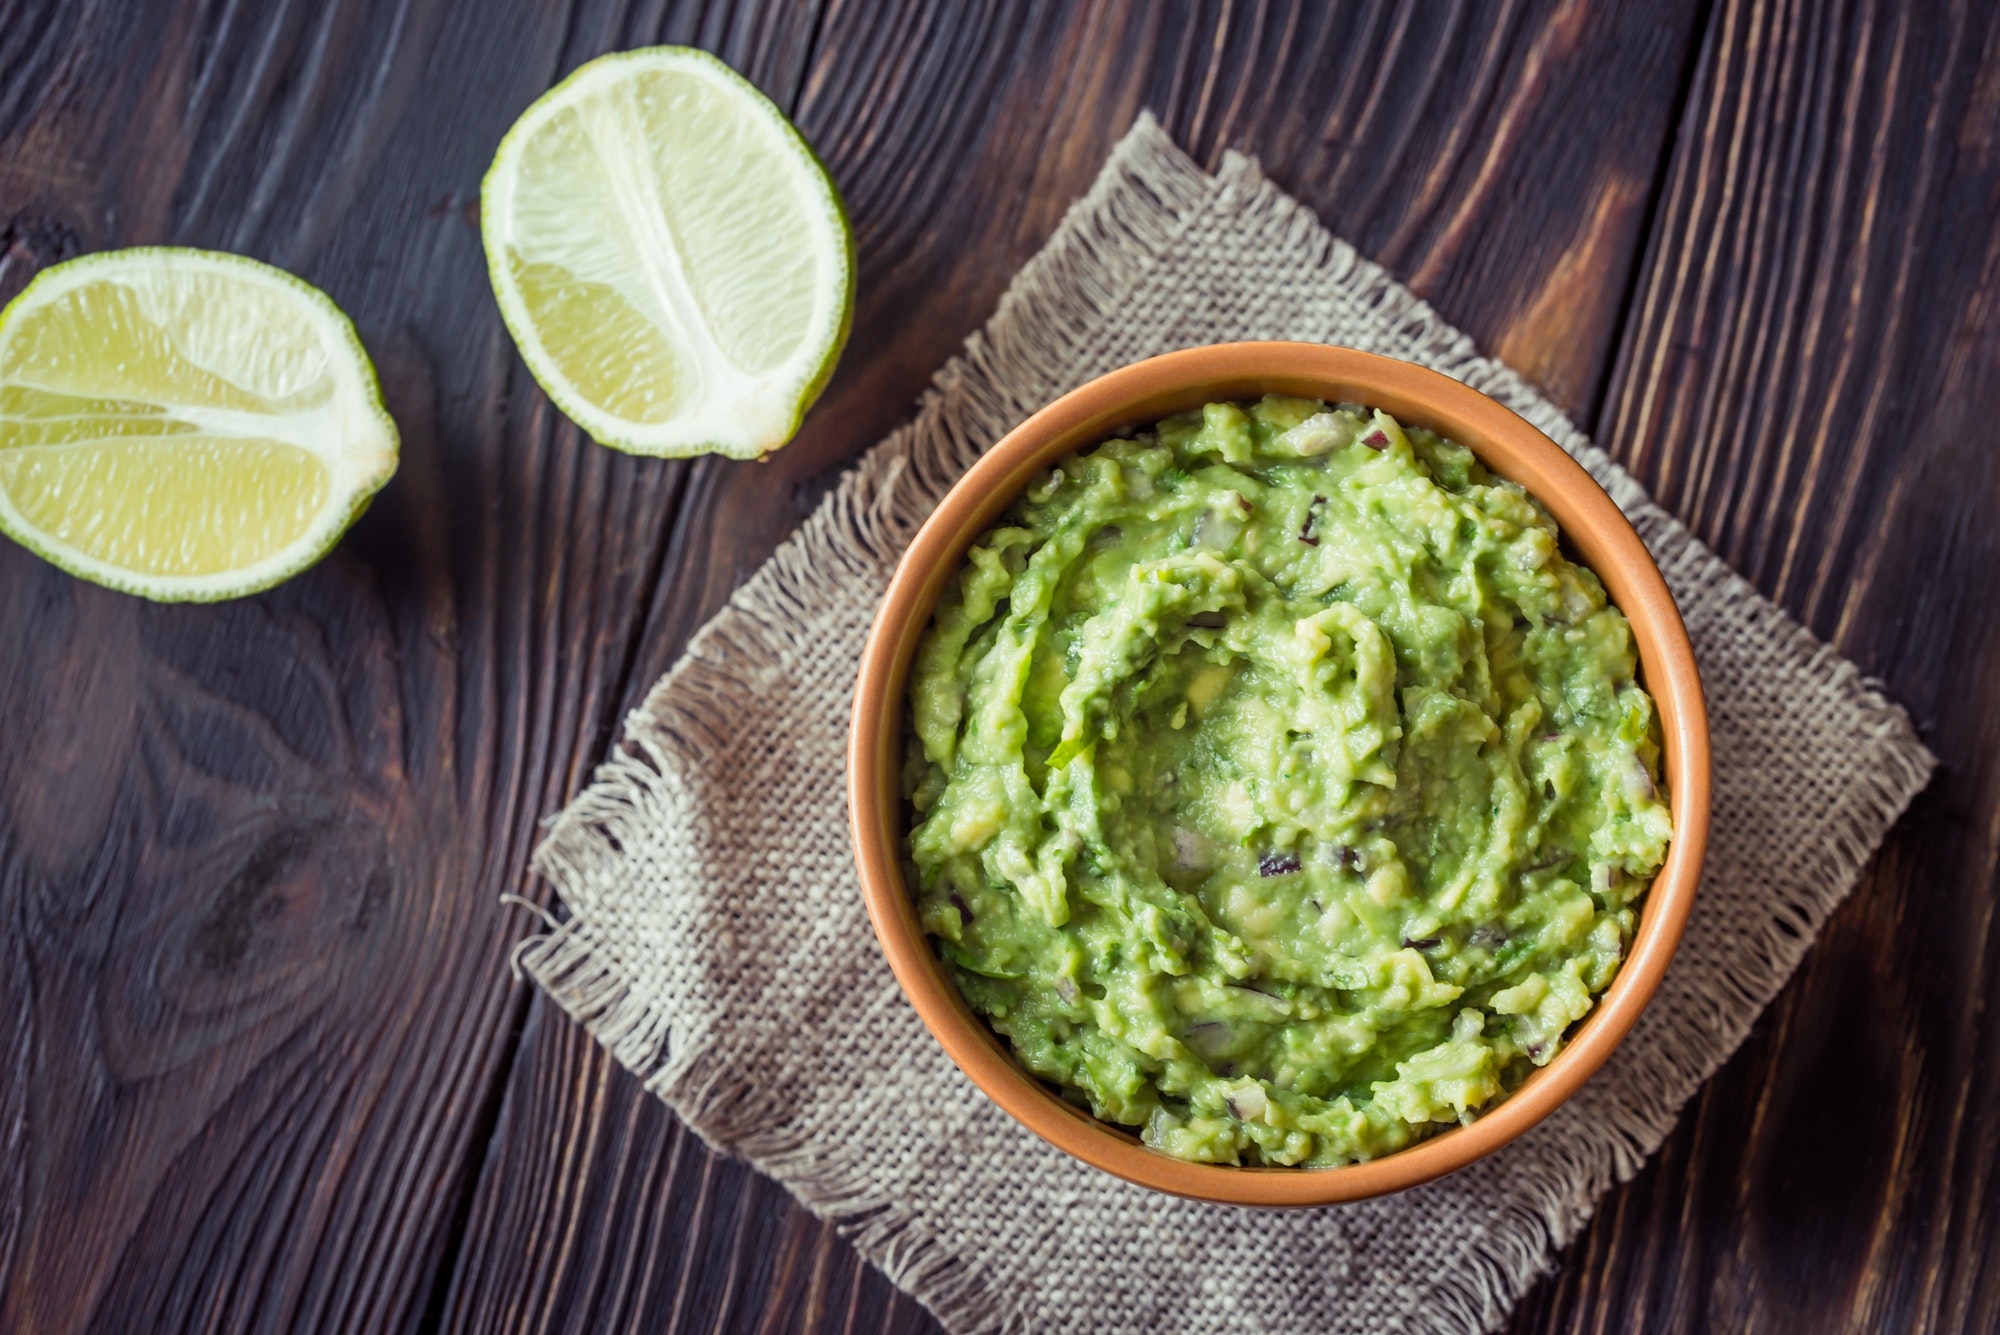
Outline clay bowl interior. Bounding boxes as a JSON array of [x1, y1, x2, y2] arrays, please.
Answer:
[[849, 342, 1711, 1207]]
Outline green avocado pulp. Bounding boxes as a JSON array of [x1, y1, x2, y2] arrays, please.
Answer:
[[902, 396, 1674, 1167]]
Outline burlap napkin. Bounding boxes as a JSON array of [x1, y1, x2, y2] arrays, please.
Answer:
[[517, 114, 1934, 1334]]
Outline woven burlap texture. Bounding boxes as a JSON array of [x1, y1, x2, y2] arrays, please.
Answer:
[[517, 114, 1935, 1335]]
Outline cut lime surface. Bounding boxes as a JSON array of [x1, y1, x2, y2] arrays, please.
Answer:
[[481, 46, 854, 459], [0, 247, 398, 602]]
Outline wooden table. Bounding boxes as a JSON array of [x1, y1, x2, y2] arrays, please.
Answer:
[[3, 2, 1995, 1330]]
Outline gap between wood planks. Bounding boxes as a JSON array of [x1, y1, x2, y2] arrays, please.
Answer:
[[1579, 0, 1716, 434]]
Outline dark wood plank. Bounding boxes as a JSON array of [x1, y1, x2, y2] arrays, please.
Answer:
[[0, 2, 821, 1330], [1504, 2, 2000, 1331], [440, 3, 1714, 1330]]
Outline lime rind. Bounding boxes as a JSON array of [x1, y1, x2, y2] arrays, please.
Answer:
[[480, 46, 853, 459], [0, 247, 399, 602]]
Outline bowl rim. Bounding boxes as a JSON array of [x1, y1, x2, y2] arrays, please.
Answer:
[[848, 342, 1711, 1207]]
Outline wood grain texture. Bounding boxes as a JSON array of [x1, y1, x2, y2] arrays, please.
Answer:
[[440, 2, 1711, 1331], [1505, 1, 2000, 1331], [4, 0, 1992, 1332], [0, 1, 818, 1330]]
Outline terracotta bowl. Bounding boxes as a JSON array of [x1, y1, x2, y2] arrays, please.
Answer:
[[848, 342, 1711, 1206]]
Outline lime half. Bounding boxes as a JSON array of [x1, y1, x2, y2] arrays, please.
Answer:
[[0, 247, 398, 602], [481, 46, 854, 459]]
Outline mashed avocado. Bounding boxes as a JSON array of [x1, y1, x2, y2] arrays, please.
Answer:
[[902, 396, 1673, 1167]]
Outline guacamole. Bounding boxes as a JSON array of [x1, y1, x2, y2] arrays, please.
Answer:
[[902, 396, 1673, 1167]]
